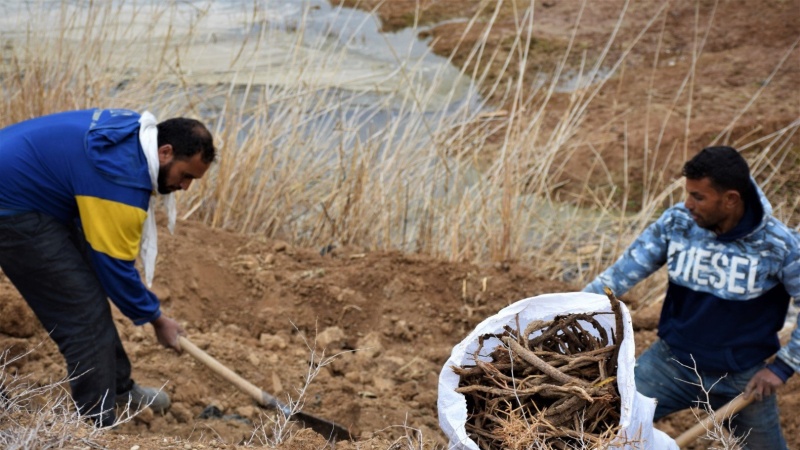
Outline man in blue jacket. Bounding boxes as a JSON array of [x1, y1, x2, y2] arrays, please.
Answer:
[[584, 146, 799, 449], [0, 109, 216, 426]]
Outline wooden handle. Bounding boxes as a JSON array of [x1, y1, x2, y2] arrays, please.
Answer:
[[674, 395, 753, 447], [178, 335, 265, 405], [179, 336, 354, 440]]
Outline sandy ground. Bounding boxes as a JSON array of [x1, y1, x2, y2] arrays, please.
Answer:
[[1, 0, 799, 449]]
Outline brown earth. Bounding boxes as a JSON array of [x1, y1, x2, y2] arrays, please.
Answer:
[[338, 0, 800, 207], [2, 1, 800, 449], [1, 219, 799, 450]]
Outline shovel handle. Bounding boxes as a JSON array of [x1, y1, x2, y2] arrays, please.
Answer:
[[178, 336, 354, 440], [674, 395, 753, 448], [178, 336, 286, 413]]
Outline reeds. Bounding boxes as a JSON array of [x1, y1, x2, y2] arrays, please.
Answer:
[[1, 0, 797, 306], [2, 3, 798, 448]]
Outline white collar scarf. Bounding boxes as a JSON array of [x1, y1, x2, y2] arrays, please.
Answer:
[[139, 111, 176, 287]]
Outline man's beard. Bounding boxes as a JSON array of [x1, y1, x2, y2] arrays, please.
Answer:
[[157, 161, 174, 194], [691, 212, 723, 233]]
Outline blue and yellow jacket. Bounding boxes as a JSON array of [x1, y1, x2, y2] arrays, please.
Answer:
[[584, 182, 800, 380], [0, 109, 160, 325]]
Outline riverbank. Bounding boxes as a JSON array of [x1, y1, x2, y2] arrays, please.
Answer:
[[336, 0, 800, 209]]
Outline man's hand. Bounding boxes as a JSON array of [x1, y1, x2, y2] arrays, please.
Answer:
[[744, 367, 784, 401], [151, 315, 185, 353]]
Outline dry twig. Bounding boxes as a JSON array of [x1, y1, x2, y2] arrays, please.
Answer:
[[453, 290, 624, 449]]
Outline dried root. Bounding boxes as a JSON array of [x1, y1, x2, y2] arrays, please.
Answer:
[[453, 290, 624, 449]]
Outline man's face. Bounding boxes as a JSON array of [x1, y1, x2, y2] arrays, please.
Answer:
[[684, 177, 732, 233], [157, 151, 210, 194]]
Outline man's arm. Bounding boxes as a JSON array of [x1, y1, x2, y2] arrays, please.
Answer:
[[76, 194, 164, 322], [583, 211, 672, 296], [749, 231, 800, 398], [87, 250, 162, 323], [80, 202, 185, 352], [770, 305, 799, 390]]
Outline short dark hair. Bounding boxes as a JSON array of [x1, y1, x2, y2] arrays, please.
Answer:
[[157, 117, 216, 164], [682, 146, 751, 198]]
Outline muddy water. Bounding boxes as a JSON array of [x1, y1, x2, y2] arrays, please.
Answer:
[[0, 0, 479, 113], [1, 1, 621, 284]]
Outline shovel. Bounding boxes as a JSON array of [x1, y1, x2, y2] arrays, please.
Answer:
[[673, 394, 753, 448], [178, 336, 354, 441], [673, 326, 792, 447]]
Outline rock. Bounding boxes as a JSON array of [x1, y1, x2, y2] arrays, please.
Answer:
[[234, 255, 259, 272], [316, 326, 345, 350], [372, 375, 395, 393], [335, 287, 364, 304], [344, 371, 362, 383], [133, 407, 154, 424], [259, 333, 287, 350], [256, 271, 276, 285], [328, 352, 352, 375], [355, 332, 383, 360], [247, 352, 260, 366], [170, 402, 192, 423], [235, 405, 256, 419], [0, 296, 38, 338], [129, 326, 147, 343], [389, 320, 414, 340], [271, 372, 284, 395]]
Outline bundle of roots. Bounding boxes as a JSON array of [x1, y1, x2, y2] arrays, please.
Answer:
[[453, 289, 625, 450]]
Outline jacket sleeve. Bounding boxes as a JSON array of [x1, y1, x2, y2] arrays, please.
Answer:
[[583, 211, 671, 296], [76, 194, 161, 325], [775, 230, 800, 377]]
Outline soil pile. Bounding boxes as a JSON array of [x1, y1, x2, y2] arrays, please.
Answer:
[[1, 219, 799, 449]]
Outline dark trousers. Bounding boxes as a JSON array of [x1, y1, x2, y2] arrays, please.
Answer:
[[0, 212, 133, 427]]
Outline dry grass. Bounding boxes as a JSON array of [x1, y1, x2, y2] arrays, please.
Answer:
[[2, 1, 797, 295], [1, 1, 798, 447], [0, 346, 159, 449], [0, 340, 333, 449]]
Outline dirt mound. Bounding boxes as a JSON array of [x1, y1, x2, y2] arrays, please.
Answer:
[[0, 217, 800, 450], [2, 219, 799, 449], [0, 219, 571, 447]]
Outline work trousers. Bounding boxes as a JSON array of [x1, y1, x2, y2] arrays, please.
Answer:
[[635, 339, 788, 450], [0, 212, 133, 427]]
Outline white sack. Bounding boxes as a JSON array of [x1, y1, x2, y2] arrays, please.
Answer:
[[437, 292, 678, 450]]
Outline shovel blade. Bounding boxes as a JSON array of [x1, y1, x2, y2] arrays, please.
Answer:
[[260, 391, 354, 441], [292, 410, 354, 441]]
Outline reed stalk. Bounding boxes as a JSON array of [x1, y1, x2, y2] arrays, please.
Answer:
[[1, 0, 797, 298]]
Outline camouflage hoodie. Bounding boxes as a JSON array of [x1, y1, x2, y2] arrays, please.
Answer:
[[584, 181, 800, 379]]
